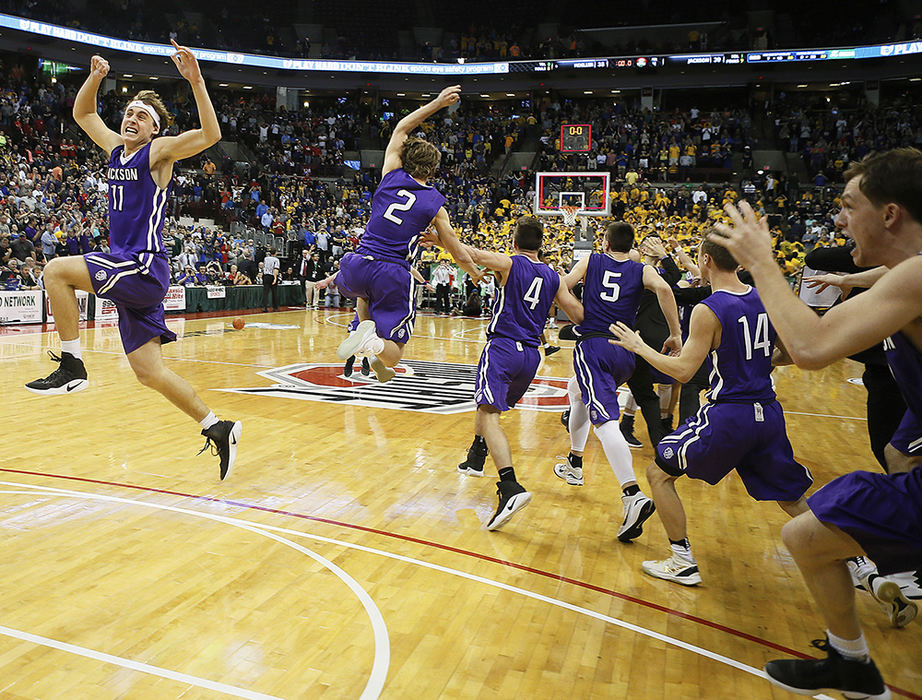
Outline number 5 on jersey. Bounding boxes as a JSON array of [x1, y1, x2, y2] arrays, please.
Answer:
[[383, 189, 417, 225]]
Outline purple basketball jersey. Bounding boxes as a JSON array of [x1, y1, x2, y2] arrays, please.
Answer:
[[107, 143, 170, 274], [358, 168, 446, 261], [884, 332, 922, 426], [576, 253, 645, 335], [700, 287, 776, 403], [487, 255, 560, 346]]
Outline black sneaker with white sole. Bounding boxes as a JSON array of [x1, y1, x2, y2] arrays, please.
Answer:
[[199, 420, 242, 481], [25, 351, 89, 395], [544, 345, 561, 356], [486, 480, 532, 530], [458, 441, 488, 477], [361, 357, 371, 376], [560, 408, 570, 432], [765, 637, 891, 700], [343, 355, 356, 377], [617, 492, 656, 542]]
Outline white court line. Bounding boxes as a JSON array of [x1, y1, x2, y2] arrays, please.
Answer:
[[0, 485, 389, 700], [0, 481, 835, 700], [0, 623, 279, 700], [782, 410, 867, 421]]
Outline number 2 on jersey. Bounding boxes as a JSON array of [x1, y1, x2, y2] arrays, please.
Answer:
[[523, 276, 544, 310], [383, 189, 417, 225], [738, 312, 771, 360]]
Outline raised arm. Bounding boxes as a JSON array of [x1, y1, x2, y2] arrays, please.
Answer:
[[610, 303, 718, 384], [642, 264, 683, 352], [382, 86, 460, 176], [150, 41, 221, 166], [72, 55, 122, 155]]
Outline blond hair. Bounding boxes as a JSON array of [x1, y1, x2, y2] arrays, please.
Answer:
[[129, 90, 173, 132]]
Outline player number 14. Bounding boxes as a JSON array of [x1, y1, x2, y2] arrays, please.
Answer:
[[738, 312, 771, 360]]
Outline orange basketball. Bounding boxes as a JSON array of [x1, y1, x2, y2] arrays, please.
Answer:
[[232, 317, 245, 330]]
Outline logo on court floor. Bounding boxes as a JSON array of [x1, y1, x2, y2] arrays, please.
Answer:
[[218, 359, 570, 414]]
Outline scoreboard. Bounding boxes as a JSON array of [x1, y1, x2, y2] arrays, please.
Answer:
[[560, 124, 592, 153]]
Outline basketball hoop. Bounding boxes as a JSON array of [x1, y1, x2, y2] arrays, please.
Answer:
[[560, 205, 580, 227]]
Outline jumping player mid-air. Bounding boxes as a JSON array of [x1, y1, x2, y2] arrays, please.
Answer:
[[610, 236, 813, 586], [26, 44, 241, 479], [447, 216, 584, 530], [710, 149, 922, 700], [333, 86, 478, 381]]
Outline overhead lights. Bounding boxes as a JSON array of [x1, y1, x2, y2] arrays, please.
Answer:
[[218, 83, 229, 87], [149, 76, 158, 80], [396, 92, 406, 96], [123, 74, 133, 78], [506, 93, 515, 97], [243, 85, 253, 90], [610, 89, 620, 94], [480, 94, 489, 98], [583, 90, 593, 94], [796, 84, 808, 88]]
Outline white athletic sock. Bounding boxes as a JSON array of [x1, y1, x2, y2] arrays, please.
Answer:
[[199, 411, 219, 430], [567, 376, 590, 452], [826, 630, 870, 663], [624, 394, 638, 413], [670, 541, 695, 564], [594, 420, 636, 487], [61, 339, 82, 360]]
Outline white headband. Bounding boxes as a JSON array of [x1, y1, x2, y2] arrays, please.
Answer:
[[125, 100, 160, 130]]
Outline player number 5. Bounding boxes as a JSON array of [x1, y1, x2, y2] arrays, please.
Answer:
[[383, 189, 417, 225], [600, 270, 621, 302]]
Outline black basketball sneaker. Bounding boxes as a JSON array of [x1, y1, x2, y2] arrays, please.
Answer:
[[199, 420, 243, 480], [25, 351, 88, 395]]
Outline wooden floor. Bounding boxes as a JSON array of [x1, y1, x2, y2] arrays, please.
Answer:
[[1, 307, 919, 700]]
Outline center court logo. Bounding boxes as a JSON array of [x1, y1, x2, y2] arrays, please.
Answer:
[[219, 359, 570, 414]]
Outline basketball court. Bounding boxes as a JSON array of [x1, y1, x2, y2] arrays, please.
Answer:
[[1, 309, 919, 699]]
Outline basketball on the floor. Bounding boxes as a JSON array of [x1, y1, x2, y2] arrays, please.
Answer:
[[232, 317, 245, 330]]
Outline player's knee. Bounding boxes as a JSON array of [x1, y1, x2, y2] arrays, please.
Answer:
[[132, 364, 165, 389], [43, 257, 65, 282], [646, 460, 670, 486], [884, 443, 920, 474], [780, 513, 812, 556]]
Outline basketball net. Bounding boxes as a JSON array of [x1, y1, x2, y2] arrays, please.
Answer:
[[560, 205, 580, 227]]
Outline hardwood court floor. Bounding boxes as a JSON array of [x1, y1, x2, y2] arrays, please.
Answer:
[[1, 307, 919, 700]]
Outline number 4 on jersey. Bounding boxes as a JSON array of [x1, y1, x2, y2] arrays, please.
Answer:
[[524, 276, 544, 310]]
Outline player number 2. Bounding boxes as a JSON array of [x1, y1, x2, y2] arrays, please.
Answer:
[[738, 312, 771, 360], [111, 185, 124, 212], [523, 276, 544, 310], [383, 189, 417, 225], [600, 270, 622, 302]]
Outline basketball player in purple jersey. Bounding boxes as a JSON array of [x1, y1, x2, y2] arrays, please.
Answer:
[[711, 149, 922, 700], [609, 237, 813, 586], [334, 86, 478, 381], [25, 44, 242, 480], [449, 216, 583, 530], [554, 222, 682, 542]]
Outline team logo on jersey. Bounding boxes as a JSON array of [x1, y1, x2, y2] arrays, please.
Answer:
[[94, 270, 107, 281], [662, 447, 675, 460], [219, 359, 570, 414]]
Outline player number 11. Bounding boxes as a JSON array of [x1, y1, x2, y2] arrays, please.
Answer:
[[111, 185, 124, 212]]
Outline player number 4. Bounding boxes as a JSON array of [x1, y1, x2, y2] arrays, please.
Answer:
[[524, 276, 544, 310], [738, 312, 771, 360], [383, 189, 417, 225]]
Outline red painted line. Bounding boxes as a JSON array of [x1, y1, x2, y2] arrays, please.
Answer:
[[0, 467, 918, 699]]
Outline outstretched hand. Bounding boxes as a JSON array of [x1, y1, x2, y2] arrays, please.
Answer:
[[435, 85, 461, 108], [170, 39, 203, 84], [709, 201, 775, 270], [803, 273, 851, 297], [608, 322, 646, 354]]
